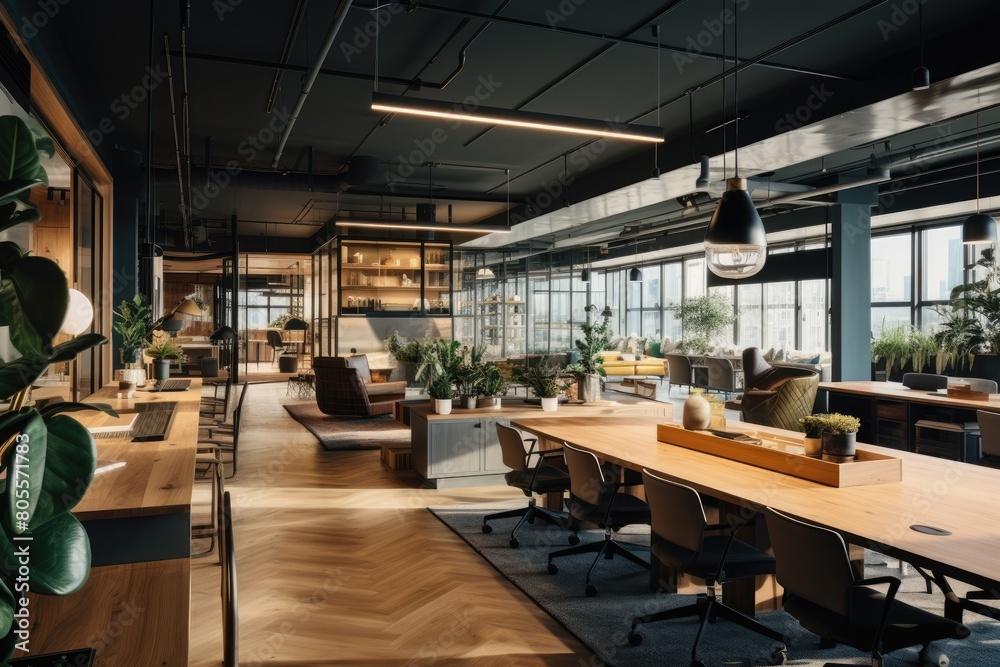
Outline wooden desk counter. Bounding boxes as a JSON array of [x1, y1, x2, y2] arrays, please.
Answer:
[[511, 416, 1000, 592], [13, 558, 190, 666], [410, 401, 671, 488], [821, 380, 1000, 412], [72, 381, 204, 522]]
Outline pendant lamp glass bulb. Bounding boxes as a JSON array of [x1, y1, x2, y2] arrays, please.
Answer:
[[704, 178, 767, 279], [59, 288, 94, 335]]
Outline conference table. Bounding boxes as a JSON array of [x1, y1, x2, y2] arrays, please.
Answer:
[[12, 380, 202, 665], [510, 415, 1000, 616]]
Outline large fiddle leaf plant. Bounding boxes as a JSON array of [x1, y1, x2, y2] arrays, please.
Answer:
[[0, 115, 110, 662]]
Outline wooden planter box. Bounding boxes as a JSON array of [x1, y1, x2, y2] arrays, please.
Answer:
[[656, 423, 901, 488]]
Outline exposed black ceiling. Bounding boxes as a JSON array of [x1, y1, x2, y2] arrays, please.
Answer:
[[9, 0, 1000, 253]]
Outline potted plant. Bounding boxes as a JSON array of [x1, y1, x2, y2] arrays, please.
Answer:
[[799, 415, 826, 457], [871, 323, 939, 381], [455, 363, 483, 409], [0, 115, 111, 665], [934, 246, 1000, 380], [567, 305, 613, 402], [669, 293, 736, 354], [477, 363, 509, 408], [517, 361, 565, 411], [385, 331, 433, 384], [146, 338, 188, 381], [113, 293, 156, 386], [814, 413, 861, 463], [428, 374, 455, 415]]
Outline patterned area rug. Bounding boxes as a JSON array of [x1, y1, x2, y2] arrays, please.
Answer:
[[283, 403, 410, 451], [430, 501, 988, 667]]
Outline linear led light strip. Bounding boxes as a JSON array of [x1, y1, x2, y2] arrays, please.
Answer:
[[335, 220, 512, 234], [372, 92, 664, 143]]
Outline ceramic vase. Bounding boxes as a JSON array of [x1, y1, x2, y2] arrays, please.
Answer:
[[462, 395, 477, 410], [540, 397, 559, 412], [580, 374, 602, 403], [434, 398, 453, 415], [683, 392, 712, 430], [803, 436, 823, 458], [821, 432, 856, 462]]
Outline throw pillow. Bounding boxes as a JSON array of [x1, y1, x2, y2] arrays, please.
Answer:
[[619, 353, 636, 362], [649, 341, 661, 358], [773, 348, 785, 362], [762, 347, 775, 361], [810, 354, 821, 364]]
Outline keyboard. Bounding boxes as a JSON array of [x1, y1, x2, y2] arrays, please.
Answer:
[[149, 379, 191, 392], [131, 402, 179, 442]]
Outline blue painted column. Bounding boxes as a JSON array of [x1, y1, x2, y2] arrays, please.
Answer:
[[831, 181, 878, 381]]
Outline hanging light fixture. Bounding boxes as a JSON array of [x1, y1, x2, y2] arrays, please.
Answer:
[[476, 267, 495, 279], [704, 0, 767, 279], [963, 113, 997, 244], [580, 247, 590, 282], [629, 238, 642, 282], [371, 92, 664, 143]]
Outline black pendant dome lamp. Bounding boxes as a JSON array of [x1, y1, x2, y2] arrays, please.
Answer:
[[963, 113, 997, 245]]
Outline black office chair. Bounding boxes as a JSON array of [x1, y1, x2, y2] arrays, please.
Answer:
[[546, 441, 650, 597], [978, 410, 1000, 467], [764, 507, 969, 667], [222, 491, 239, 667], [266, 330, 288, 365], [482, 423, 579, 548], [629, 470, 787, 666]]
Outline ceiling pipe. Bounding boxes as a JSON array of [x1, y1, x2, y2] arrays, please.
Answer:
[[384, 2, 852, 81], [267, 0, 309, 113], [271, 0, 354, 170]]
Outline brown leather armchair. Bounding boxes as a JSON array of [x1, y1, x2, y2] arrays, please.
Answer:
[[314, 356, 407, 417], [725, 347, 819, 431]]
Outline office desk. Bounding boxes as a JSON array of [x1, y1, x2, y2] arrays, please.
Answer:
[[410, 400, 671, 488], [12, 381, 202, 665], [821, 381, 1000, 458], [511, 416, 1000, 607]]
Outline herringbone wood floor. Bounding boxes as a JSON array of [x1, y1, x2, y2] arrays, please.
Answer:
[[189, 382, 593, 666]]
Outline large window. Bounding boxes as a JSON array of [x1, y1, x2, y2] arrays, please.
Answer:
[[871, 233, 913, 333], [737, 283, 762, 348], [763, 282, 796, 350], [662, 263, 683, 341]]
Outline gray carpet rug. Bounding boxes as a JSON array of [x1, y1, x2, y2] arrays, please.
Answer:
[[430, 500, 992, 667], [283, 404, 410, 450]]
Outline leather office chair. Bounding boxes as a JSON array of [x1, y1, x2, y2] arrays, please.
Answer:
[[978, 409, 1000, 466], [314, 357, 406, 417], [665, 353, 694, 395], [629, 470, 787, 666], [546, 441, 650, 597], [764, 507, 969, 666], [481, 423, 579, 548], [266, 330, 288, 365], [727, 347, 818, 431]]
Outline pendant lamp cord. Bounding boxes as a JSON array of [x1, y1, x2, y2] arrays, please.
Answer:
[[653, 24, 661, 177], [734, 0, 740, 178], [721, 0, 726, 181], [374, 5, 379, 91], [975, 113, 981, 213]]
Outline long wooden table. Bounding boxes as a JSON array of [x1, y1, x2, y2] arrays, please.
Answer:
[[821, 380, 1000, 459], [511, 416, 1000, 608], [12, 381, 202, 665]]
